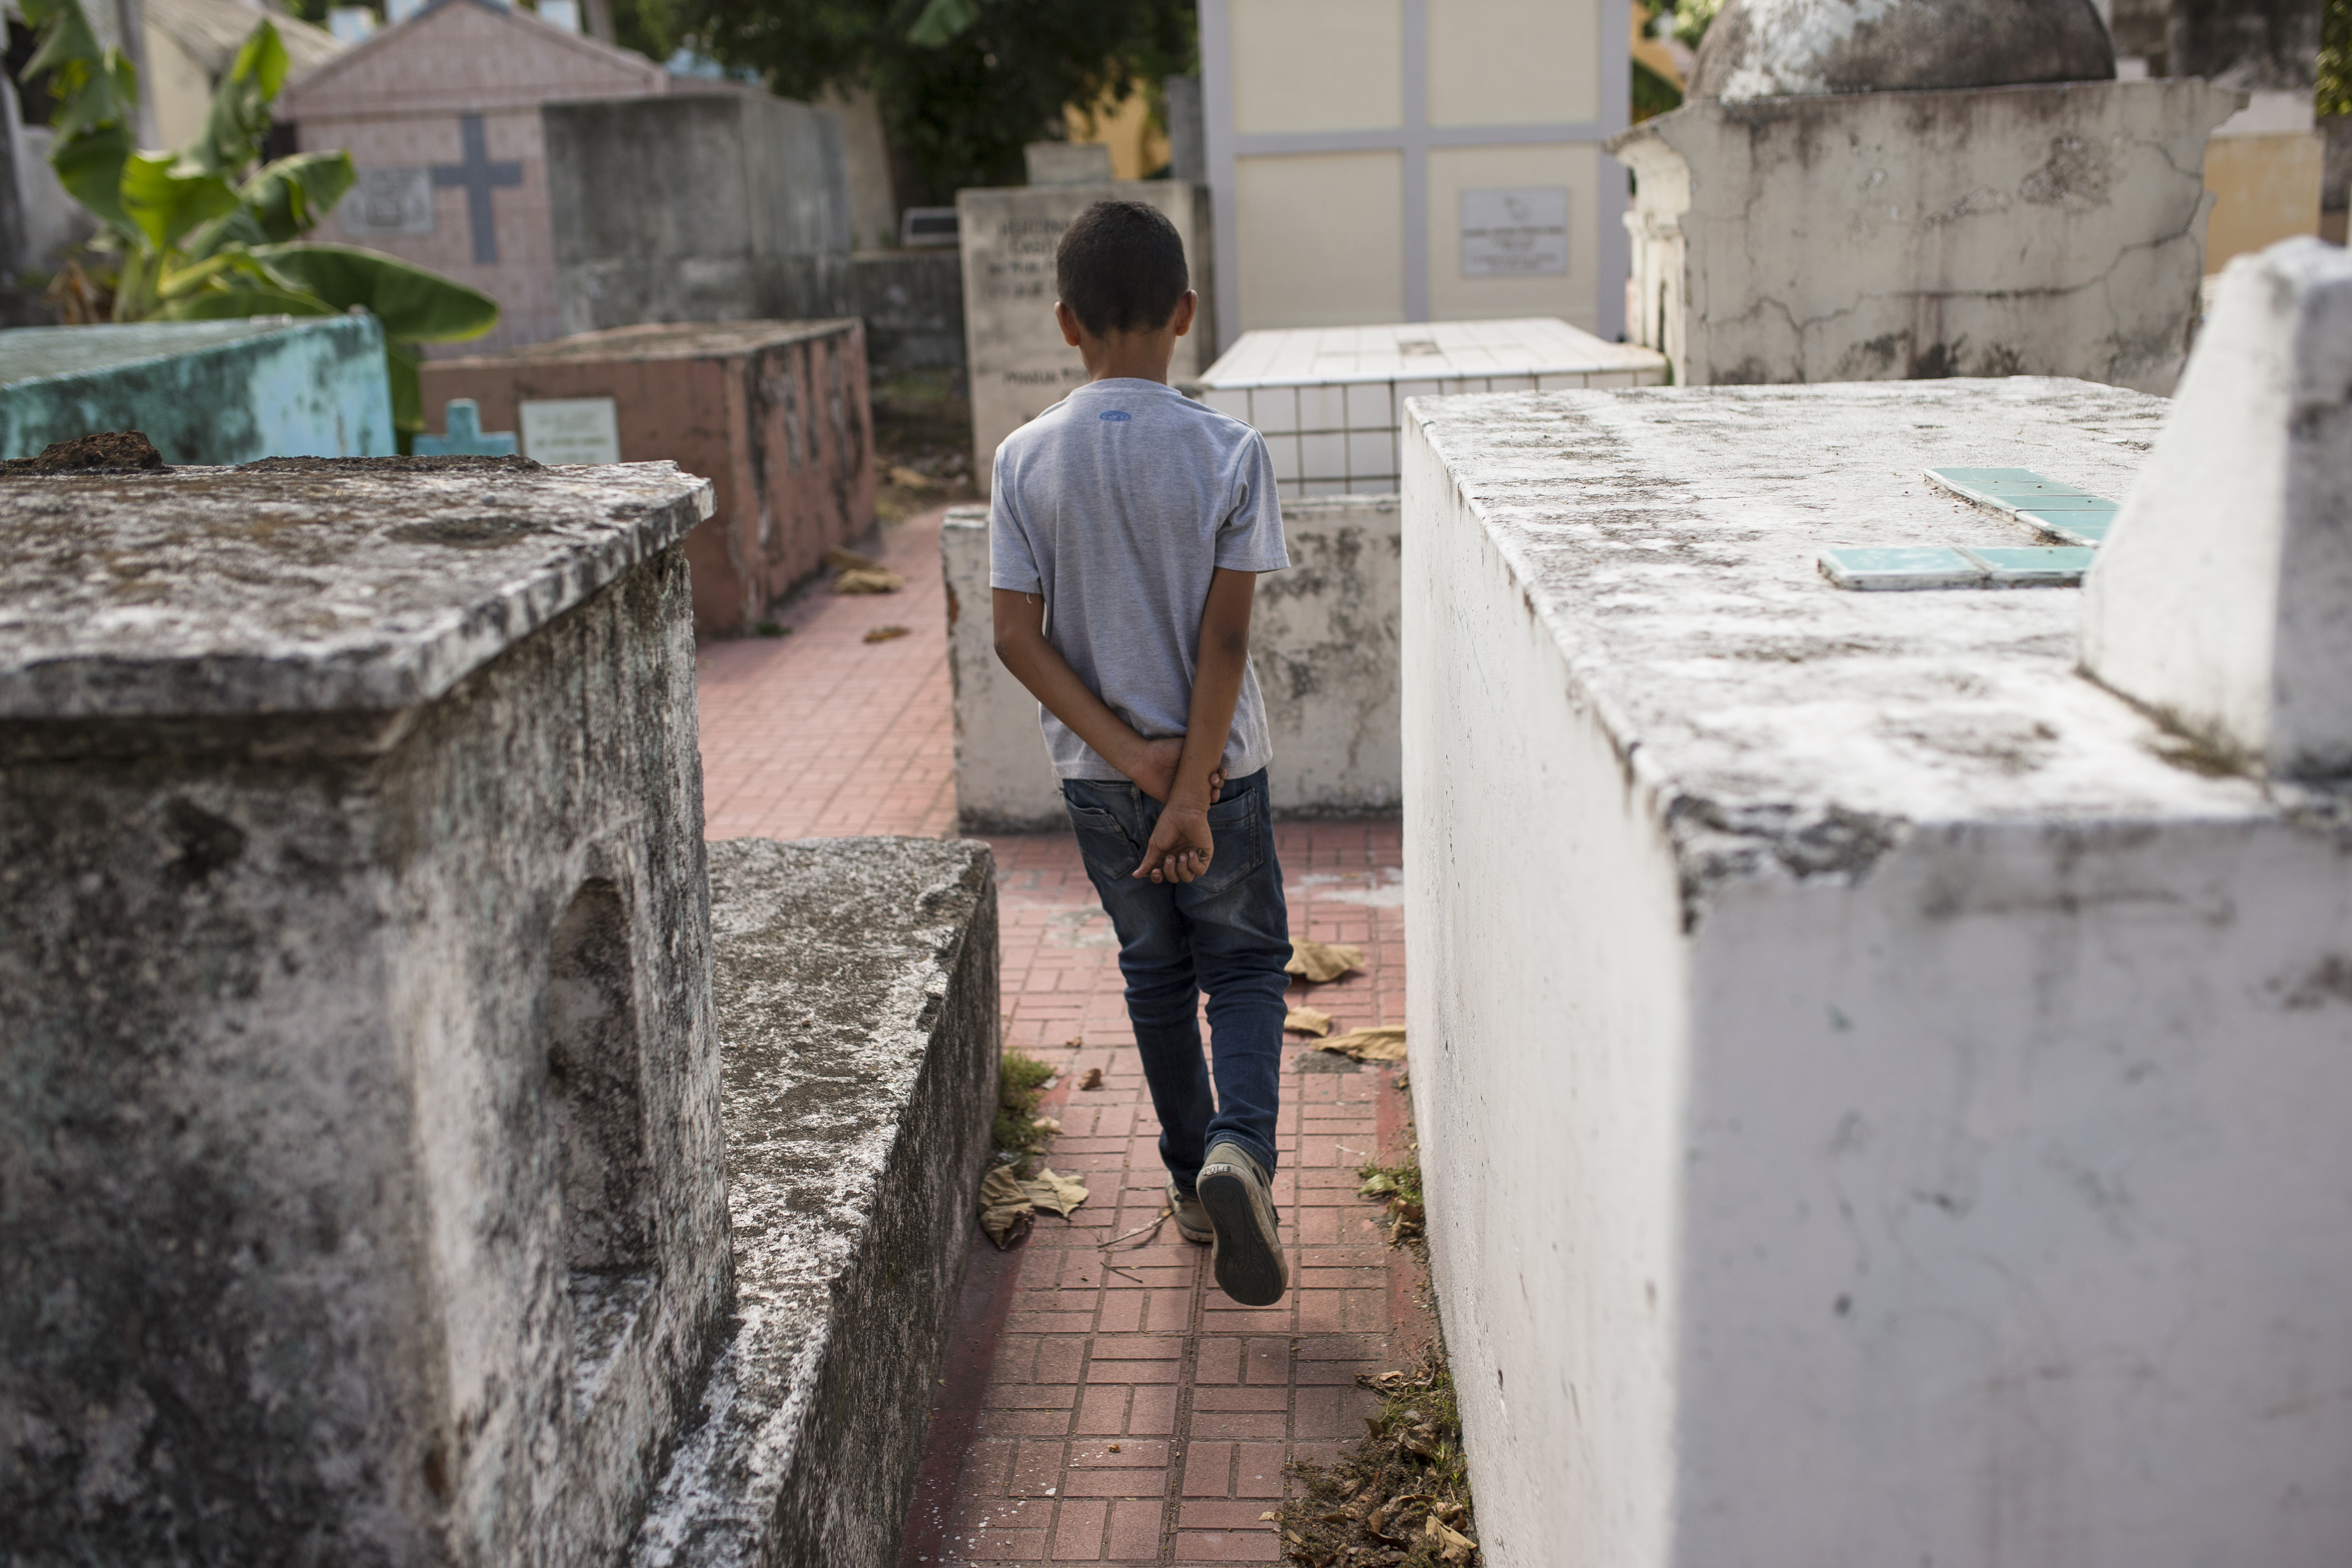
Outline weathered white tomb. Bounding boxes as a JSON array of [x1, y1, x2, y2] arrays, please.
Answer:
[[1189, 318, 1664, 499], [1611, 0, 2241, 392], [0, 456, 996, 1565], [1402, 243, 2352, 1566], [944, 495, 1403, 831]]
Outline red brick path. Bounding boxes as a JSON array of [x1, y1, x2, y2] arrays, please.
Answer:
[[694, 509, 1425, 1567]]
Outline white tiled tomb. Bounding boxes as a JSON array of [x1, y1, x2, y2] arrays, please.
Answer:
[[1187, 318, 1666, 497]]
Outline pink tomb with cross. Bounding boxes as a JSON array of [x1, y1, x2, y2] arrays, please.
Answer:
[[280, 0, 722, 354]]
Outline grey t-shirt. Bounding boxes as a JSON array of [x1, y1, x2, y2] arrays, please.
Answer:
[[990, 377, 1289, 781]]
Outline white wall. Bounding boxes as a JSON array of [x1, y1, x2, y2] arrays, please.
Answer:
[[1402, 378, 2352, 1568], [943, 494, 1402, 831], [1402, 422, 1685, 1568]]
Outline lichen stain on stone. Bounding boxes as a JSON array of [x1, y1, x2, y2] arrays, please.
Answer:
[[2018, 134, 2115, 210]]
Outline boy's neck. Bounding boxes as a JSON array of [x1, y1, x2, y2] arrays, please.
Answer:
[[1058, 290, 1197, 387], [1078, 332, 1178, 386]]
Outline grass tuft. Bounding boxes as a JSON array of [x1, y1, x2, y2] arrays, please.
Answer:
[[993, 1049, 1057, 1161]]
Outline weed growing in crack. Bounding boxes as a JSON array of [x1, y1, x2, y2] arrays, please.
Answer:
[[993, 1049, 1057, 1169]]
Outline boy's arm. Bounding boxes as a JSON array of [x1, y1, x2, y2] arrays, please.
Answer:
[[1134, 567, 1256, 885], [991, 588, 1218, 804]]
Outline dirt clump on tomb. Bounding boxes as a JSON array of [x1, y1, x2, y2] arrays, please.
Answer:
[[2, 430, 164, 473]]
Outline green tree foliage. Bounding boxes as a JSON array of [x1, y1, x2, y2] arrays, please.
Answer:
[[660, 0, 1196, 204], [21, 0, 497, 447], [2321, 0, 2351, 118]]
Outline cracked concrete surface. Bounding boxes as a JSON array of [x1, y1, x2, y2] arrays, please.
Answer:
[[1611, 79, 2243, 393]]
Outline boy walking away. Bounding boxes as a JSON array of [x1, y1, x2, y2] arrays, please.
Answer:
[[990, 201, 1292, 1308]]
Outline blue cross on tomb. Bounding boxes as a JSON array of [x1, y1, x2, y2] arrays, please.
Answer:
[[432, 114, 522, 265], [413, 399, 519, 457]]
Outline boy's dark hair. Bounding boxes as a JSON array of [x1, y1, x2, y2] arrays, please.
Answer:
[[1055, 200, 1190, 337]]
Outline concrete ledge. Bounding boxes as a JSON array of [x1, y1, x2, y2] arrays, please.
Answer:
[[946, 495, 1401, 831], [630, 837, 1000, 1568]]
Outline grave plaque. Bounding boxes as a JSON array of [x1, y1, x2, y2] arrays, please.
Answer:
[[1460, 186, 1569, 277], [522, 395, 622, 463], [338, 166, 435, 237]]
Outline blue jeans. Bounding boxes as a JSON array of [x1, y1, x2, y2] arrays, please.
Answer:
[[1062, 768, 1289, 1186]]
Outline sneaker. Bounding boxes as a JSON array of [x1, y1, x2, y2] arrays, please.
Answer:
[[1167, 1182, 1212, 1244], [1196, 1141, 1288, 1306]]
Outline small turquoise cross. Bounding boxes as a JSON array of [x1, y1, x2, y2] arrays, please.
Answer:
[[415, 399, 518, 457]]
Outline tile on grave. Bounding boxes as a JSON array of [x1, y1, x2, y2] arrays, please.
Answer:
[[2019, 509, 2117, 546], [1817, 546, 1988, 591], [1956, 545, 2096, 586]]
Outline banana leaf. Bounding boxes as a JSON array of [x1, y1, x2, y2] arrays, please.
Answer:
[[187, 151, 357, 258], [41, 54, 137, 237], [185, 21, 286, 178], [120, 151, 241, 252], [20, 0, 106, 83], [252, 243, 498, 343]]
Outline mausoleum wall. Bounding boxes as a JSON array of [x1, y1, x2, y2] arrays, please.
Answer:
[[1612, 80, 2242, 393]]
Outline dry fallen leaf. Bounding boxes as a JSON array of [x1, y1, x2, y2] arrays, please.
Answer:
[[1032, 1115, 1062, 1136], [1020, 1167, 1090, 1218], [1318, 1026, 1406, 1062], [888, 464, 938, 489], [1079, 1067, 1104, 1090], [862, 625, 911, 643], [1284, 1006, 1334, 1037], [1427, 1514, 1478, 1562], [1286, 940, 1365, 983], [1065, 1035, 1084, 1047], [978, 1166, 1034, 1249], [1107, 1442, 1120, 1453], [824, 545, 885, 572], [832, 566, 906, 595]]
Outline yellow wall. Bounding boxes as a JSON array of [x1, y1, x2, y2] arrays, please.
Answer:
[[2204, 133, 2324, 270], [1066, 84, 1172, 182], [1236, 150, 1409, 325], [1429, 0, 1600, 125]]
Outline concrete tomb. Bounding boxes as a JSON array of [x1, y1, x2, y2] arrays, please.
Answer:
[[543, 93, 852, 339], [957, 177, 1214, 486], [1612, 0, 2241, 392], [1190, 318, 1663, 499], [945, 495, 1402, 831], [0, 318, 396, 461], [421, 320, 875, 636], [1402, 353, 2352, 1558], [0, 456, 996, 1566], [281, 0, 712, 354]]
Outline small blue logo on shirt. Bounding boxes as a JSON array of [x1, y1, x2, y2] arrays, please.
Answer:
[[1099, 411, 1132, 422]]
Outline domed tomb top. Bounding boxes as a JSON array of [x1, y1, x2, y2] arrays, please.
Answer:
[[1687, 0, 2117, 100]]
